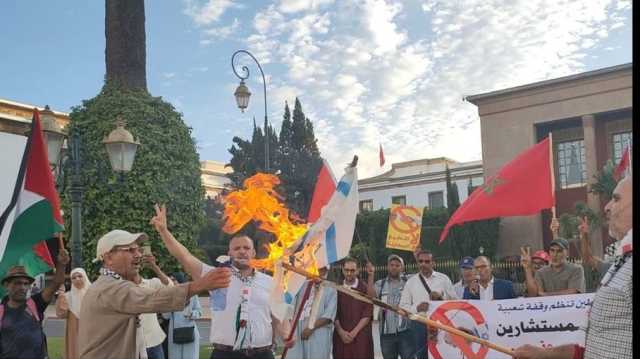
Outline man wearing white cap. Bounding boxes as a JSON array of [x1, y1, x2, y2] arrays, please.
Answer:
[[77, 229, 232, 359]]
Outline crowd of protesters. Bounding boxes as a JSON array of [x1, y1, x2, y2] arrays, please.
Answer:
[[0, 173, 631, 359]]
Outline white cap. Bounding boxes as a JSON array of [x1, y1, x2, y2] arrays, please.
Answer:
[[94, 229, 148, 263]]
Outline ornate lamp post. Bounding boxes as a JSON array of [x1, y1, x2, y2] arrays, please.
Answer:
[[41, 110, 140, 268], [231, 50, 270, 171]]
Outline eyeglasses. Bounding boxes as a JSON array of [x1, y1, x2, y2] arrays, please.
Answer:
[[418, 260, 431, 263], [343, 269, 357, 273], [474, 264, 489, 270], [111, 246, 142, 255]]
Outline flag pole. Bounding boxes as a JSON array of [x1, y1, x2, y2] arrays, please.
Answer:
[[548, 133, 558, 238], [280, 280, 313, 359], [282, 263, 515, 357]]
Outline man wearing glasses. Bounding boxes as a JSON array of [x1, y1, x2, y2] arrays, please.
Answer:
[[400, 250, 457, 359], [78, 229, 232, 359]]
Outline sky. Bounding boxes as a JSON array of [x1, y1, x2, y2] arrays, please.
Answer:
[[0, 0, 632, 178]]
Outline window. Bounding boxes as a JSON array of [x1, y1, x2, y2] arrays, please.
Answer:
[[467, 177, 484, 195], [428, 191, 444, 209], [359, 200, 373, 212], [612, 132, 632, 164], [391, 196, 406, 206], [557, 140, 586, 188]]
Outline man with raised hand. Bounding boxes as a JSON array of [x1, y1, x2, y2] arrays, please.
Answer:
[[150, 204, 293, 359], [78, 229, 231, 359], [514, 174, 633, 359]]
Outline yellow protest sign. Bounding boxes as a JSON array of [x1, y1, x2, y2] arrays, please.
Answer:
[[386, 204, 423, 251]]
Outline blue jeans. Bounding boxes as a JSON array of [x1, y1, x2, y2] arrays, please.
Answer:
[[411, 321, 429, 359], [380, 330, 415, 359], [146, 344, 165, 359]]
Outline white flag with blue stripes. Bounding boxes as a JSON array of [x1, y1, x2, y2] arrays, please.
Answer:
[[270, 163, 359, 321]]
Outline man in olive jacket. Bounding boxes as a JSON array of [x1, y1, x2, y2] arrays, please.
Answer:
[[78, 229, 231, 359]]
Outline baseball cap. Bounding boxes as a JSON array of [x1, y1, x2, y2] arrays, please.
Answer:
[[94, 229, 148, 263], [459, 256, 474, 269], [549, 238, 569, 251], [387, 254, 404, 266], [531, 250, 550, 263]]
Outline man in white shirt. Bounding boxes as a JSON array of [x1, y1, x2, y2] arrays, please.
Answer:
[[400, 250, 457, 359], [131, 254, 173, 359], [452, 256, 475, 299], [150, 204, 293, 359]]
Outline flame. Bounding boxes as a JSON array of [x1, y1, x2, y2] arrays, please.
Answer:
[[222, 173, 312, 272]]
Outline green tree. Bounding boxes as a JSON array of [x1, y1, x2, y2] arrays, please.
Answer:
[[589, 160, 617, 201], [226, 98, 323, 219], [445, 164, 460, 213], [60, 0, 206, 278]]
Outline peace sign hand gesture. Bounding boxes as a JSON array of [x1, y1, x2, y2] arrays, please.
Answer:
[[520, 246, 531, 271], [150, 204, 168, 233]]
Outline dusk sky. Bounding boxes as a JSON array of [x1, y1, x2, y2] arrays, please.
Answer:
[[0, 0, 632, 177]]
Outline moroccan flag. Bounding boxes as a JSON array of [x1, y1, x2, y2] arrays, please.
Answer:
[[613, 146, 630, 181], [307, 159, 336, 223], [0, 110, 63, 285], [439, 137, 554, 243], [379, 143, 385, 167]]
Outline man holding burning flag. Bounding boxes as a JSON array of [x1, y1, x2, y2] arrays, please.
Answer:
[[151, 205, 294, 359]]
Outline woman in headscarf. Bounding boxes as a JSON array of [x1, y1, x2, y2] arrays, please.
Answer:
[[163, 272, 202, 359], [56, 268, 91, 359]]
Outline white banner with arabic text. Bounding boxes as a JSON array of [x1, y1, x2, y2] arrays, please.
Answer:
[[425, 294, 594, 359]]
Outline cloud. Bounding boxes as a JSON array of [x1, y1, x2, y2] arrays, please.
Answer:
[[183, 0, 239, 26], [200, 18, 240, 44], [278, 0, 334, 14], [185, 0, 631, 177]]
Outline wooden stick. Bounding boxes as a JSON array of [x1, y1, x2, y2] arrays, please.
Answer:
[[282, 263, 515, 357], [57, 232, 65, 252], [548, 132, 557, 220], [280, 281, 313, 359]]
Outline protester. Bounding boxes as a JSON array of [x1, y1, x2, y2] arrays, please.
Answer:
[[132, 253, 173, 359], [514, 174, 632, 359], [464, 256, 517, 300], [452, 256, 475, 299], [521, 220, 586, 297], [55, 267, 91, 359], [576, 217, 612, 292], [0, 249, 69, 359], [400, 250, 457, 359], [288, 267, 337, 359], [77, 229, 231, 359], [333, 257, 374, 359], [515, 249, 549, 297], [150, 204, 293, 359], [366, 254, 413, 359], [162, 272, 202, 359]]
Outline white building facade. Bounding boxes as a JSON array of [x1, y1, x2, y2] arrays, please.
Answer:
[[358, 157, 484, 211]]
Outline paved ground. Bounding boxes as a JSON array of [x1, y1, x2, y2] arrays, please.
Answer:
[[43, 301, 384, 358]]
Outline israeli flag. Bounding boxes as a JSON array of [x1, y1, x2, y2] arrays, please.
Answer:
[[270, 163, 359, 321]]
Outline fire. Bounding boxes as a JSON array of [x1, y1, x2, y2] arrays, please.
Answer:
[[222, 173, 311, 272]]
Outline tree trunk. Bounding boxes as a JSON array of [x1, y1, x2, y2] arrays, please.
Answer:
[[105, 0, 147, 91]]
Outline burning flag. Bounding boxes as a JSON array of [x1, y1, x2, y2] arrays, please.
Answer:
[[221, 157, 359, 321], [271, 157, 359, 320]]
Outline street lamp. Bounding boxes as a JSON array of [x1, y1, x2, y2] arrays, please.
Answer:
[[41, 110, 140, 269], [103, 117, 141, 173], [40, 105, 65, 168], [231, 49, 270, 171]]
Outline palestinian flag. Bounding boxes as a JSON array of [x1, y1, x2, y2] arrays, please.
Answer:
[[0, 110, 63, 289]]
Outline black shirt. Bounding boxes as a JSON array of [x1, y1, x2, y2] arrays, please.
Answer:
[[0, 292, 48, 359]]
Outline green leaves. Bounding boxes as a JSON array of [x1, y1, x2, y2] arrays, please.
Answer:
[[62, 86, 206, 278]]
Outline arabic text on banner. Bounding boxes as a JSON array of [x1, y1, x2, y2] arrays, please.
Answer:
[[385, 204, 423, 251], [425, 293, 594, 359]]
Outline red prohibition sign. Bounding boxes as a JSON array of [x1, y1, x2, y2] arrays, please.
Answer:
[[390, 206, 421, 234], [428, 301, 489, 359]]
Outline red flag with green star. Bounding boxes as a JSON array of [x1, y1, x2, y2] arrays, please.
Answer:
[[440, 137, 554, 243]]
